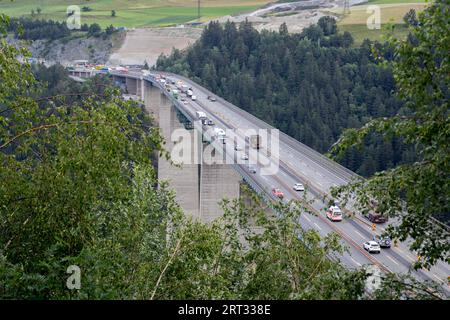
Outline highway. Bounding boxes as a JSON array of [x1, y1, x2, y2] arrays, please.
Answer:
[[113, 69, 450, 295]]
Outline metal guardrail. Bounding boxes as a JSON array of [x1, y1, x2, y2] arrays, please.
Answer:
[[143, 73, 450, 281], [169, 74, 358, 181], [154, 73, 450, 234], [146, 74, 281, 202], [142, 73, 450, 239]]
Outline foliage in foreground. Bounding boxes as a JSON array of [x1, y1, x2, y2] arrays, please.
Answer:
[[0, 14, 443, 299], [330, 0, 450, 269]]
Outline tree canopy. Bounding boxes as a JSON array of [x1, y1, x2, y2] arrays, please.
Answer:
[[0, 13, 444, 299], [330, 0, 450, 268], [155, 18, 414, 178]]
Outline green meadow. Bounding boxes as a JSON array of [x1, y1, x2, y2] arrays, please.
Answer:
[[0, 0, 270, 27]]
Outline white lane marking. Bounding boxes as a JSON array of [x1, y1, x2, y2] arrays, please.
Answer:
[[313, 223, 322, 231], [432, 274, 442, 283], [395, 248, 416, 262], [354, 230, 364, 239], [350, 256, 362, 267], [304, 215, 311, 223], [386, 255, 400, 266]]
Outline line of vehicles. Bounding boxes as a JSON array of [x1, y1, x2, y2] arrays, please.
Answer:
[[270, 185, 391, 254], [159, 72, 393, 256], [67, 61, 130, 74]]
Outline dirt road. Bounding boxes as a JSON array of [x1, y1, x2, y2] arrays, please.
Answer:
[[108, 27, 202, 67]]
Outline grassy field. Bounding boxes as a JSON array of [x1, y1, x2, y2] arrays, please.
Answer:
[[328, 1, 430, 44], [365, 0, 427, 4], [0, 0, 272, 28]]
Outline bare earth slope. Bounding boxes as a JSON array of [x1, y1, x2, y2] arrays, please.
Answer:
[[108, 27, 202, 67]]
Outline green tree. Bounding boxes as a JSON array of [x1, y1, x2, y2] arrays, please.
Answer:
[[111, 10, 116, 17], [1, 14, 443, 300], [105, 24, 115, 35], [330, 0, 450, 268], [317, 16, 337, 36], [88, 23, 102, 37]]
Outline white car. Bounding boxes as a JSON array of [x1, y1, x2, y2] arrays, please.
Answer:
[[293, 183, 305, 191], [241, 154, 249, 160], [248, 166, 257, 174], [235, 144, 243, 151], [191, 95, 197, 101], [363, 241, 381, 254]]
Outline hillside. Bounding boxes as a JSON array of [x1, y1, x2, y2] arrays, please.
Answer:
[[0, 0, 272, 28], [155, 19, 414, 177], [331, 1, 430, 44], [108, 27, 202, 66]]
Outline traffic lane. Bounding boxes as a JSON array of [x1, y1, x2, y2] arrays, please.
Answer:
[[345, 219, 414, 270], [204, 135, 370, 271], [173, 78, 341, 184], [166, 76, 450, 291], [350, 213, 450, 283], [172, 80, 446, 279], [186, 88, 385, 270], [343, 218, 449, 283], [268, 143, 423, 275], [270, 156, 415, 275], [170, 83, 398, 276], [293, 184, 449, 289], [186, 80, 350, 187], [274, 165, 449, 291], [262, 172, 371, 270]]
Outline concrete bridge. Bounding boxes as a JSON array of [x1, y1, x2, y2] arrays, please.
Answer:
[[67, 68, 450, 293]]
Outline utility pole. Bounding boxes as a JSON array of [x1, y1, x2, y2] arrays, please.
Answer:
[[343, 0, 351, 15]]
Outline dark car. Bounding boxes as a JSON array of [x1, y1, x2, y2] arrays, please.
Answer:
[[373, 235, 391, 248], [366, 212, 389, 223], [207, 119, 214, 126]]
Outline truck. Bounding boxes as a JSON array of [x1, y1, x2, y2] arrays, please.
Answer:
[[364, 199, 389, 223], [247, 135, 261, 150], [214, 127, 226, 144], [196, 111, 207, 120], [180, 84, 188, 93]]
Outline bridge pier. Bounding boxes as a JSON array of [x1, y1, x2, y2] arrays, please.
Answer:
[[157, 94, 201, 218], [144, 83, 161, 124], [145, 82, 241, 222], [125, 77, 138, 95], [199, 164, 241, 223]]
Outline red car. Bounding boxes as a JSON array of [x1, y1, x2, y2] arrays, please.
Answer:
[[272, 188, 284, 199]]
